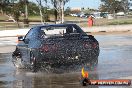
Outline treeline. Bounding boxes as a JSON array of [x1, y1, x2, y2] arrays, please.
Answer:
[[0, 0, 70, 24], [99, 0, 129, 14]]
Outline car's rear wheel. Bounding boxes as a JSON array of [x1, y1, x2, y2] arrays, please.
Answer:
[[89, 58, 98, 70], [81, 57, 98, 71]]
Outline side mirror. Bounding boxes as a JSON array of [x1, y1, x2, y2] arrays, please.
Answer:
[[18, 36, 24, 41], [24, 38, 30, 44]]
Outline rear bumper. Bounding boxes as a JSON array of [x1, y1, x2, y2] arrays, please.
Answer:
[[35, 49, 99, 67]]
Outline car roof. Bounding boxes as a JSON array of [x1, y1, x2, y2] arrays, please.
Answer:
[[34, 23, 77, 28], [29, 23, 86, 35]]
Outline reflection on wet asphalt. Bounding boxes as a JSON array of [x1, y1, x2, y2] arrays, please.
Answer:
[[0, 34, 132, 88]]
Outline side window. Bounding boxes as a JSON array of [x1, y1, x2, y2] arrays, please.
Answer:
[[66, 26, 73, 34], [73, 25, 85, 34], [25, 28, 39, 39], [73, 26, 78, 33], [66, 26, 79, 34]]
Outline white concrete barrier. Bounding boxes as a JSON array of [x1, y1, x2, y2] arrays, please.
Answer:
[[0, 28, 30, 37], [82, 25, 132, 33], [0, 25, 132, 37]]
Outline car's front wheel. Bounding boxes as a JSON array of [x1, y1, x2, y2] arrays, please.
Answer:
[[30, 52, 38, 72], [12, 56, 23, 69]]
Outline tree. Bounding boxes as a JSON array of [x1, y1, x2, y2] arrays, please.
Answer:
[[0, 0, 16, 14], [65, 7, 71, 15], [36, 0, 49, 24], [0, 0, 22, 27], [36, 0, 44, 23], [100, 0, 125, 14], [51, 0, 60, 23], [51, 0, 70, 23], [18, 0, 29, 25], [28, 2, 40, 16], [0, 0, 9, 14], [60, 0, 70, 23], [12, 0, 24, 27], [120, 0, 129, 14]]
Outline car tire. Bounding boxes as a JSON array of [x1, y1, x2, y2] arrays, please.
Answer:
[[89, 58, 98, 71], [12, 56, 23, 69], [30, 52, 38, 72]]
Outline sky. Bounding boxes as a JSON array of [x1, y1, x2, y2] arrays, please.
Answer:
[[65, 0, 101, 9], [31, 0, 101, 9]]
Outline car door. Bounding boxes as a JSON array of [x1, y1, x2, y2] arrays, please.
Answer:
[[18, 28, 39, 65], [17, 29, 33, 65]]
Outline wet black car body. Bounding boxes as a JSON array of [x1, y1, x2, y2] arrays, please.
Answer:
[[12, 24, 99, 71]]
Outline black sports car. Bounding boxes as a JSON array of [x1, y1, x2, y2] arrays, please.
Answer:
[[12, 24, 99, 72]]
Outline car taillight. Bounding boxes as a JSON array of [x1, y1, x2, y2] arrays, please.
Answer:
[[52, 44, 58, 51], [83, 42, 97, 49], [41, 45, 49, 52], [83, 42, 90, 48], [40, 44, 58, 52], [92, 42, 97, 49]]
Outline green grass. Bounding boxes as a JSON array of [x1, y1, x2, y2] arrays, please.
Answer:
[[0, 22, 21, 30], [64, 16, 87, 21], [0, 14, 8, 21], [1, 14, 132, 29], [75, 18, 132, 27], [108, 18, 132, 25], [0, 22, 17, 26]]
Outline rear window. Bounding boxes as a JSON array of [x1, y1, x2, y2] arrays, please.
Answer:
[[42, 27, 67, 35], [41, 26, 79, 36]]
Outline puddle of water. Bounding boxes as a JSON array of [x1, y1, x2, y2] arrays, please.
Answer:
[[0, 34, 132, 88]]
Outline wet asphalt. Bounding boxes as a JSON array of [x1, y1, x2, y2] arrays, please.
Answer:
[[0, 33, 132, 88]]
